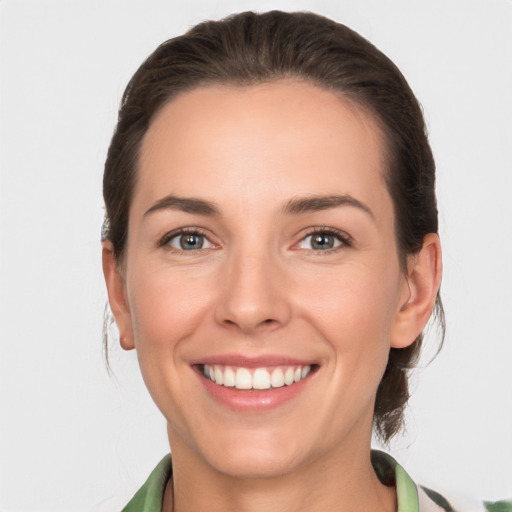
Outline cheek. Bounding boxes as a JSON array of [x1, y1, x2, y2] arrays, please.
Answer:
[[124, 265, 218, 426], [303, 263, 398, 329], [127, 265, 215, 353], [296, 261, 401, 370]]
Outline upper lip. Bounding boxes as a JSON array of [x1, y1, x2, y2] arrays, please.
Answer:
[[189, 354, 318, 368]]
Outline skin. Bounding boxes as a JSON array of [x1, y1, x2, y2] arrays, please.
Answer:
[[103, 81, 442, 512]]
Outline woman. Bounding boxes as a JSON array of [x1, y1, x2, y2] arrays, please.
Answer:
[[101, 11, 508, 512]]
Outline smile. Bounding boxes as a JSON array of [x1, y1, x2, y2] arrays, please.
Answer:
[[202, 364, 312, 390]]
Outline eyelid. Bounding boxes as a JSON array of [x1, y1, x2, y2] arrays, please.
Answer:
[[156, 226, 352, 252], [293, 226, 353, 251], [157, 227, 218, 251]]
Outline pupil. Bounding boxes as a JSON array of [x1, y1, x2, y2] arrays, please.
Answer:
[[312, 234, 333, 250], [180, 234, 203, 250]]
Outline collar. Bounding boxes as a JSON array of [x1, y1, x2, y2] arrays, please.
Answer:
[[122, 450, 431, 512]]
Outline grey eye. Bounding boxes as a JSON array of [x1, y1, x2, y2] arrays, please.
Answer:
[[310, 233, 335, 250], [298, 231, 344, 251], [168, 233, 213, 251], [180, 234, 204, 250]]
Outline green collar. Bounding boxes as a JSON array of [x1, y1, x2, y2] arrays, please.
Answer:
[[122, 450, 421, 512], [122, 454, 172, 512], [371, 450, 420, 511]]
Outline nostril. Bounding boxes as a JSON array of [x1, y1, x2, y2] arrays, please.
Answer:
[[221, 317, 278, 334]]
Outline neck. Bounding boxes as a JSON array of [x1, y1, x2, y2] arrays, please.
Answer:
[[163, 430, 396, 512]]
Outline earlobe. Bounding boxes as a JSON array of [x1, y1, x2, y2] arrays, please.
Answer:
[[102, 241, 135, 350], [391, 233, 442, 349]]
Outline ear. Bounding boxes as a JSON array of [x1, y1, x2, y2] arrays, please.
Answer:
[[102, 240, 135, 350], [391, 233, 442, 349]]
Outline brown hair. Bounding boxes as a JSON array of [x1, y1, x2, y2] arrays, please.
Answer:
[[103, 10, 444, 442]]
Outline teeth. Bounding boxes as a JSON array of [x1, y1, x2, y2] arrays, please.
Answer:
[[270, 368, 285, 388], [203, 364, 312, 390], [284, 367, 294, 385], [223, 367, 235, 387], [235, 368, 252, 389], [253, 368, 271, 389], [214, 366, 223, 386]]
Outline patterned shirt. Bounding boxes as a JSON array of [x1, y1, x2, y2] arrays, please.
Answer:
[[121, 450, 511, 512]]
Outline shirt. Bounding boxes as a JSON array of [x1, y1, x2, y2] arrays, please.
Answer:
[[121, 451, 511, 512]]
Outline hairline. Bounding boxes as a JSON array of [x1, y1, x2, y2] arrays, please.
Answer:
[[122, 76, 401, 256]]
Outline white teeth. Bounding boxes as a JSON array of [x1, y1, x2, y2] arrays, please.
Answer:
[[223, 367, 235, 387], [235, 368, 252, 389], [203, 364, 312, 390], [270, 368, 285, 388], [214, 366, 223, 385], [253, 368, 271, 390], [284, 367, 294, 385]]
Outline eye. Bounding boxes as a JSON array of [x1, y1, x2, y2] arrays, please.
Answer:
[[160, 230, 215, 251], [297, 229, 351, 251]]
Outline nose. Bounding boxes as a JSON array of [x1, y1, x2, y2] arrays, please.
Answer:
[[214, 248, 292, 334]]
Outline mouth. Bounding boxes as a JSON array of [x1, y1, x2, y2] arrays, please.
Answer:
[[200, 363, 314, 390], [193, 358, 318, 411]]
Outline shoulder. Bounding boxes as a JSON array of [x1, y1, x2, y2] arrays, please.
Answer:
[[372, 450, 512, 512], [122, 451, 511, 512], [421, 487, 512, 512], [121, 454, 172, 512]]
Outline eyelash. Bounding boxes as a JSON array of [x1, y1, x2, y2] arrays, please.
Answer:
[[157, 226, 352, 253], [157, 227, 214, 252], [297, 227, 353, 252]]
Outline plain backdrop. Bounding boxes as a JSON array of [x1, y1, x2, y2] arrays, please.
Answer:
[[1, 0, 511, 510]]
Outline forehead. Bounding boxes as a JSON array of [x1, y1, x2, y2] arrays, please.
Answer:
[[136, 81, 390, 217]]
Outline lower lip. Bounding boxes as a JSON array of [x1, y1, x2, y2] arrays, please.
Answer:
[[196, 368, 314, 412]]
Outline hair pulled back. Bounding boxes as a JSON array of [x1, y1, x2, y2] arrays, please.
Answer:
[[103, 10, 444, 442]]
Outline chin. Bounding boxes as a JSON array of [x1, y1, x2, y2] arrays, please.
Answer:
[[192, 425, 316, 479], [209, 448, 305, 480]]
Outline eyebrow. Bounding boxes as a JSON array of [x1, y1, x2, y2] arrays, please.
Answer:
[[144, 194, 220, 217], [143, 193, 374, 219], [282, 194, 374, 218]]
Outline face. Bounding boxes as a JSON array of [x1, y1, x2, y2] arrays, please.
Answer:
[[112, 82, 413, 477]]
